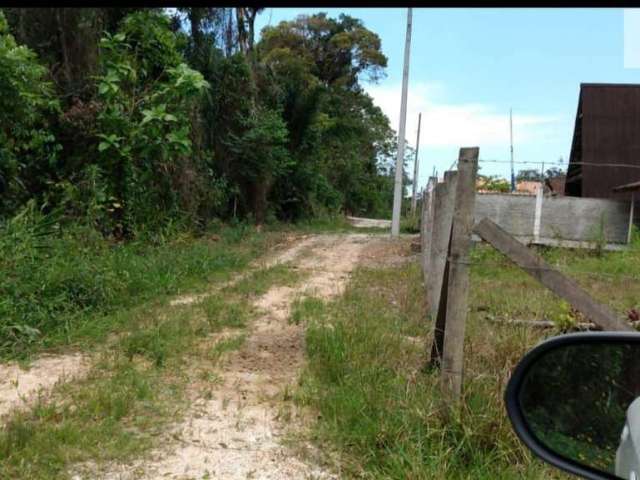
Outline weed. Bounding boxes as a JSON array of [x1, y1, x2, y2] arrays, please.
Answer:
[[0, 210, 277, 359], [208, 335, 246, 364], [227, 263, 304, 297], [295, 260, 567, 479]]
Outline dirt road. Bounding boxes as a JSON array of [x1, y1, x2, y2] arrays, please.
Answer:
[[94, 233, 394, 479], [0, 232, 407, 479]]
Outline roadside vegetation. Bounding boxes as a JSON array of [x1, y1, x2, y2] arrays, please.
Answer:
[[0, 227, 305, 479], [0, 5, 408, 358], [0, 202, 282, 360], [291, 238, 640, 479]]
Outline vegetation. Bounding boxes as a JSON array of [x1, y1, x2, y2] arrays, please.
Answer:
[[294, 261, 559, 479], [0, 231, 303, 479], [477, 174, 510, 193], [289, 237, 640, 478], [0, 200, 279, 359], [0, 6, 413, 359], [0, 8, 408, 233], [515, 166, 564, 183]]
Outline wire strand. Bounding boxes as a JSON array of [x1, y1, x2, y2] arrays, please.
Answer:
[[475, 158, 640, 170], [444, 257, 640, 281]]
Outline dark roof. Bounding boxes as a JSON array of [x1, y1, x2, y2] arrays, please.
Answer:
[[565, 83, 640, 199], [580, 83, 640, 88]]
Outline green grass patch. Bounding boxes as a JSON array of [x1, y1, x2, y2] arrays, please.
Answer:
[[0, 216, 277, 478], [468, 241, 640, 327], [0, 290, 255, 479], [0, 208, 280, 359], [294, 261, 565, 479], [226, 263, 305, 297], [208, 334, 247, 364], [0, 355, 174, 479]]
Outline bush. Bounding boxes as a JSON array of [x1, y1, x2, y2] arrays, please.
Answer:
[[0, 12, 60, 216], [0, 202, 266, 358]]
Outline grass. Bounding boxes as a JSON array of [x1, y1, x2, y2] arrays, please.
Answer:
[[226, 263, 306, 297], [468, 239, 640, 326], [0, 280, 266, 479], [290, 245, 627, 478], [0, 207, 284, 359], [0, 212, 306, 478]]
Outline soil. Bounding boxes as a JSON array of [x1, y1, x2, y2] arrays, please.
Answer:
[[1, 232, 412, 479], [0, 353, 89, 419], [95, 234, 381, 480]]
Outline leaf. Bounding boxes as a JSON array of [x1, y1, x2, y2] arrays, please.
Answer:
[[98, 142, 110, 152]]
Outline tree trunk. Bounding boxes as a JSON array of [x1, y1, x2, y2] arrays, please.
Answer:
[[55, 9, 73, 91], [252, 176, 270, 226], [247, 9, 257, 53], [188, 8, 204, 57], [225, 9, 234, 57]]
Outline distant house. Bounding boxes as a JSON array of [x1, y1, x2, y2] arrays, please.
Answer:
[[565, 83, 640, 201], [516, 181, 543, 195]]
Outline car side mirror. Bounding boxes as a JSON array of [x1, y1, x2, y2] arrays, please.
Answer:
[[505, 332, 640, 480]]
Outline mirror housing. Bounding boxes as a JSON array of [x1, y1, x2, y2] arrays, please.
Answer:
[[505, 332, 640, 480]]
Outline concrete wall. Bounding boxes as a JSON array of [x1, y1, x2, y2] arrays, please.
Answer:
[[473, 192, 631, 246]]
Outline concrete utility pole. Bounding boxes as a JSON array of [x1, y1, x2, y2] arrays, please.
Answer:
[[391, 8, 413, 236], [410, 112, 422, 216], [510, 108, 515, 192]]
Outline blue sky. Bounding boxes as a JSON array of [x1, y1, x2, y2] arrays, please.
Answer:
[[255, 8, 639, 191]]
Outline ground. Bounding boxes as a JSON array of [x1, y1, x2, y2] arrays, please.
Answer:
[[0, 230, 410, 479]]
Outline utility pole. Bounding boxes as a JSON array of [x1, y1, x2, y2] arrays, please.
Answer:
[[510, 108, 515, 192], [411, 112, 422, 216], [391, 8, 413, 236]]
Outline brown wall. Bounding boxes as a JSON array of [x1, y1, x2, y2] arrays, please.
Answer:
[[580, 85, 640, 201]]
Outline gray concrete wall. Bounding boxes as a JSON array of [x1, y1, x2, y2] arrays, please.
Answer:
[[540, 196, 629, 244], [472, 193, 631, 246], [475, 194, 536, 238]]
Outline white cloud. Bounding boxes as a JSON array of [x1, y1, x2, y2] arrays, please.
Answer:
[[365, 82, 559, 149]]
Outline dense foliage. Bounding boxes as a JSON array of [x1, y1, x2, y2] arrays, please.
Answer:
[[0, 8, 405, 234]]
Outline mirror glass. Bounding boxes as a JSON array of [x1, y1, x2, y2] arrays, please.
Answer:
[[519, 342, 640, 480]]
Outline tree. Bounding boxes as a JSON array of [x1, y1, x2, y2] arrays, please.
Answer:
[[259, 13, 387, 90], [516, 169, 542, 182], [256, 13, 394, 220], [544, 166, 564, 179], [95, 11, 209, 236], [0, 11, 60, 216], [2, 8, 146, 99], [477, 174, 510, 193]]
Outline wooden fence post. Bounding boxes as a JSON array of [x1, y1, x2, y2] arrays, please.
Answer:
[[440, 147, 479, 400]]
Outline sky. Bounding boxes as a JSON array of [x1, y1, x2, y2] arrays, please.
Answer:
[[255, 8, 640, 191]]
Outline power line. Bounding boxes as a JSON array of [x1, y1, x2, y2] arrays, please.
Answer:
[[476, 159, 640, 170]]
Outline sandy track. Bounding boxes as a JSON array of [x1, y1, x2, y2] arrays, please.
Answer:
[[0, 353, 89, 419], [95, 233, 376, 480]]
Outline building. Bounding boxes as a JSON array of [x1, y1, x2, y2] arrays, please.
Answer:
[[516, 181, 543, 195], [545, 175, 566, 196], [565, 83, 640, 201]]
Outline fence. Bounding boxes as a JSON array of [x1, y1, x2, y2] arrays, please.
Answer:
[[420, 147, 632, 402], [474, 191, 631, 249]]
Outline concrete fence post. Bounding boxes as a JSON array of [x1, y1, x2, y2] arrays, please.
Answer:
[[533, 186, 543, 244], [440, 147, 479, 401], [421, 176, 438, 278], [427, 171, 458, 369]]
